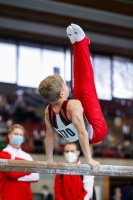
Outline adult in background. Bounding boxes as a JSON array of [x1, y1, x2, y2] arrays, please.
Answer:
[[41, 185, 53, 200], [54, 142, 96, 200], [0, 124, 39, 200], [111, 187, 123, 200]]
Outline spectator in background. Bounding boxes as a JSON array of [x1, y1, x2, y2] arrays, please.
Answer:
[[122, 122, 131, 141], [12, 94, 27, 123], [41, 185, 53, 200], [0, 94, 10, 121], [106, 130, 117, 148], [33, 130, 44, 153], [115, 143, 125, 158], [111, 187, 123, 200], [54, 142, 96, 200], [123, 140, 131, 158], [0, 124, 39, 200]]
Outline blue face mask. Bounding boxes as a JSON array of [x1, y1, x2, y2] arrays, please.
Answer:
[[11, 135, 24, 146]]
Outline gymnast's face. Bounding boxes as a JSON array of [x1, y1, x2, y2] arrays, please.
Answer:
[[60, 82, 69, 99]]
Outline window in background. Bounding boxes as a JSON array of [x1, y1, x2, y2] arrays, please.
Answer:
[[93, 55, 112, 100], [65, 48, 71, 89], [0, 43, 17, 83], [41, 48, 65, 80], [18, 45, 41, 88], [112, 56, 133, 99]]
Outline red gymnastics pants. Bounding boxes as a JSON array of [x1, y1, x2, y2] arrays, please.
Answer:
[[73, 37, 107, 144]]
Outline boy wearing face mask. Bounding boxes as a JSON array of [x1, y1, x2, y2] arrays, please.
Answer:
[[54, 143, 96, 200], [0, 124, 39, 200], [41, 185, 53, 200]]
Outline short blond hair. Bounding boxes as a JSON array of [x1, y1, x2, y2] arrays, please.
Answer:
[[8, 124, 25, 134], [38, 75, 64, 102]]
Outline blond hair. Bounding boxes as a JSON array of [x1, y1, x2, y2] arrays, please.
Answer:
[[8, 124, 25, 134], [38, 75, 64, 102]]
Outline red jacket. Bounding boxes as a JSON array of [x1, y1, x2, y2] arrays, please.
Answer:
[[54, 160, 95, 200], [0, 145, 39, 200]]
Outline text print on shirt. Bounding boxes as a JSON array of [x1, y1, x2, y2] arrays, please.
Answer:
[[54, 123, 79, 142]]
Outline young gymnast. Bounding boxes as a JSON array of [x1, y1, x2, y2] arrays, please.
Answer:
[[38, 24, 107, 170]]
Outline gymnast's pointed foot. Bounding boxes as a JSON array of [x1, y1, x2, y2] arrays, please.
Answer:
[[66, 25, 76, 44], [71, 23, 86, 42]]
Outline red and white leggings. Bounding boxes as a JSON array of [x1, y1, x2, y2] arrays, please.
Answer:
[[73, 37, 107, 144]]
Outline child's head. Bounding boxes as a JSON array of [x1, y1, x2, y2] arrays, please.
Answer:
[[38, 75, 69, 103], [8, 124, 25, 147]]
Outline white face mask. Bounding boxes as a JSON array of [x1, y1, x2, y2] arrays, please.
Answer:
[[65, 152, 77, 163], [41, 190, 48, 196]]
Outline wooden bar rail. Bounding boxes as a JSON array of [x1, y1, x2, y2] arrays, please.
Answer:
[[0, 159, 133, 177]]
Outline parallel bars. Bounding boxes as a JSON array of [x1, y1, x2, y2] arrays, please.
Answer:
[[0, 159, 133, 177]]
